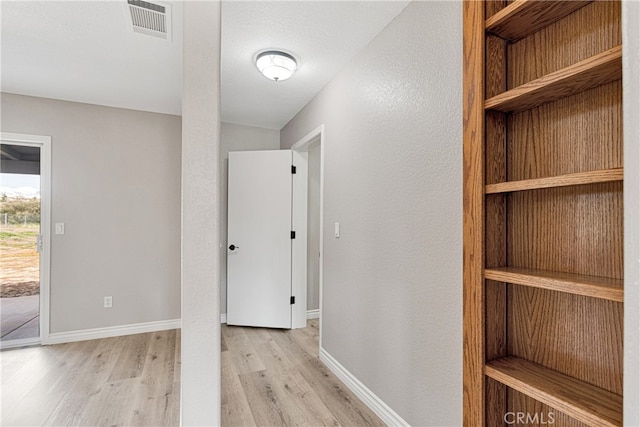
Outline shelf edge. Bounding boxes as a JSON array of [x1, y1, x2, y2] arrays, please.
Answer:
[[484, 45, 622, 113], [485, 168, 623, 194], [485, 0, 593, 42], [484, 268, 623, 302], [485, 357, 623, 427]]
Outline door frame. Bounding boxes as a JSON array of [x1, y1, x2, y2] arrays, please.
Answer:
[[0, 132, 52, 348], [291, 125, 324, 340]]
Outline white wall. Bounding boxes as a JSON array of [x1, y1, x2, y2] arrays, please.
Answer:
[[1, 93, 181, 333], [280, 2, 462, 425], [219, 122, 280, 315], [624, 0, 640, 424], [181, 1, 221, 424], [307, 140, 321, 311]]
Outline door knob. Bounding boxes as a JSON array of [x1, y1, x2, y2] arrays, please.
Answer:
[[229, 244, 239, 251]]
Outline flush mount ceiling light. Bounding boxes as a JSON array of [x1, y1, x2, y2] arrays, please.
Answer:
[[256, 51, 298, 82]]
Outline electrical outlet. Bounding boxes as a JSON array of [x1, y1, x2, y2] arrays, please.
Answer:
[[104, 296, 112, 308]]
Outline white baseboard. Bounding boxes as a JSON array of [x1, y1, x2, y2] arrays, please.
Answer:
[[46, 319, 182, 345], [220, 310, 318, 324], [319, 347, 409, 427]]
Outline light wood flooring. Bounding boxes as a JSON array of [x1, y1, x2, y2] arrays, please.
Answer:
[[1, 329, 181, 426], [221, 319, 384, 426], [1, 319, 383, 426]]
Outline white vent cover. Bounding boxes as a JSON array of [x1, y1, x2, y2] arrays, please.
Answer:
[[125, 0, 171, 41]]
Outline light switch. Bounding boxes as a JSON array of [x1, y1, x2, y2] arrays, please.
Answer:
[[55, 223, 65, 235], [334, 222, 340, 238]]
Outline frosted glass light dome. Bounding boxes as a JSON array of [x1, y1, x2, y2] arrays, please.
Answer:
[[256, 51, 297, 82]]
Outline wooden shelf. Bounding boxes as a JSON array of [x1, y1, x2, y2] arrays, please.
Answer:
[[485, 267, 623, 302], [485, 46, 622, 112], [485, 168, 623, 194], [486, 0, 593, 42], [465, 2, 624, 424], [485, 357, 622, 427]]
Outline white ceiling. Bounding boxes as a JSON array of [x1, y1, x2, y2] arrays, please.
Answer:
[[1, 1, 410, 130], [1, 1, 184, 116]]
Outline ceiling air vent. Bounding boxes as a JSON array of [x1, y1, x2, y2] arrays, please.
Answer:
[[125, 0, 171, 41]]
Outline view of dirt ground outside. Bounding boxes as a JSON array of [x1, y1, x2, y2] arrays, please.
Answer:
[[1, 176, 41, 341]]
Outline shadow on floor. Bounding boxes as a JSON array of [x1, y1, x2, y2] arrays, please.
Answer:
[[1, 295, 39, 341]]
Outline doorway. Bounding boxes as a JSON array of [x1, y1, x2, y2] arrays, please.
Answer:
[[305, 138, 321, 320], [291, 125, 324, 340], [0, 133, 51, 349]]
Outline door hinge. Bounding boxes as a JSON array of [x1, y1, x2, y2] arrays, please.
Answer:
[[291, 165, 297, 174], [291, 231, 296, 239], [290, 296, 295, 304]]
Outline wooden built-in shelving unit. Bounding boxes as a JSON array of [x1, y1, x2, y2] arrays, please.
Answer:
[[464, 0, 623, 425]]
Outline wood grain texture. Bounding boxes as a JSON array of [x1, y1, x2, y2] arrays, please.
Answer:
[[485, 357, 622, 426], [485, 0, 593, 42], [485, 267, 623, 302], [0, 330, 181, 427], [221, 320, 383, 427], [508, 286, 623, 395], [507, 388, 589, 427], [507, 0, 622, 89], [507, 182, 623, 279], [463, 1, 486, 424], [507, 81, 623, 181], [484, 28, 508, 427], [484, 0, 506, 19], [485, 168, 623, 194], [221, 350, 256, 426], [485, 45, 622, 112]]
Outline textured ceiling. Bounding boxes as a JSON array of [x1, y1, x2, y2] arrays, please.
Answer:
[[221, 1, 410, 129], [1, 1, 410, 129]]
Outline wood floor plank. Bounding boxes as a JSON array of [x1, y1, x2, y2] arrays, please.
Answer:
[[221, 350, 257, 427], [241, 368, 338, 427], [78, 377, 140, 426], [126, 330, 180, 426], [42, 336, 130, 426], [244, 327, 296, 374], [268, 328, 314, 365], [221, 328, 229, 352], [296, 356, 385, 427], [222, 325, 266, 374], [0, 345, 41, 385], [173, 329, 181, 384], [267, 325, 384, 427], [2, 321, 380, 427], [288, 321, 320, 357], [1, 340, 99, 426], [271, 366, 341, 426], [2, 330, 181, 427], [107, 332, 150, 381], [237, 369, 290, 426]]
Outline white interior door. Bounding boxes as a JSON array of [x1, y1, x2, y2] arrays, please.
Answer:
[[227, 150, 293, 328]]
